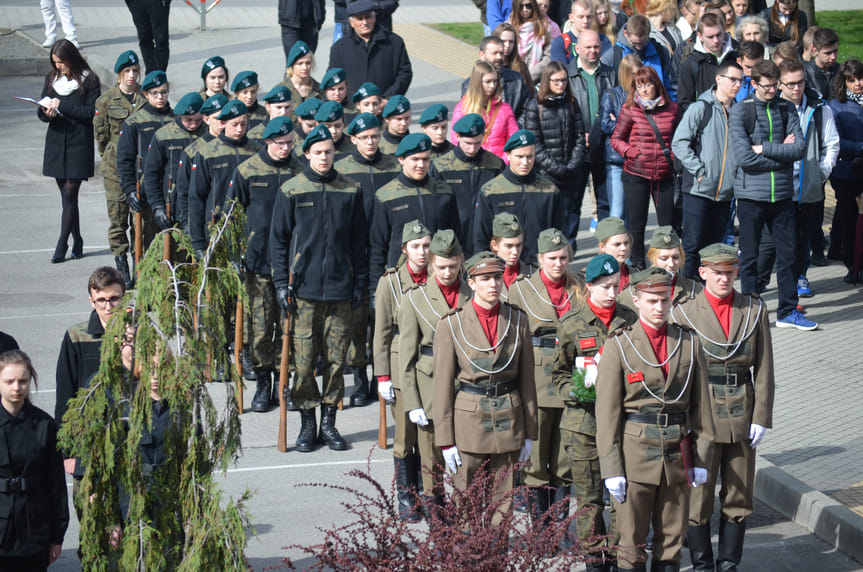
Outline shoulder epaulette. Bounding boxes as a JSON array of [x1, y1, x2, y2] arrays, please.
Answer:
[[443, 307, 461, 317], [384, 267, 398, 275], [745, 291, 761, 300], [609, 325, 631, 337]]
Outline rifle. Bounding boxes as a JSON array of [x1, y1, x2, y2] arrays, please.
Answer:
[[234, 294, 244, 412], [277, 272, 294, 453], [134, 135, 143, 276]]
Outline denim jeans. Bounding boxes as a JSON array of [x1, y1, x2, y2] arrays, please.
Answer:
[[606, 163, 625, 219]]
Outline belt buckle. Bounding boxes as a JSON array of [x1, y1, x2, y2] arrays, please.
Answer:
[[8, 477, 21, 493], [486, 384, 500, 398], [726, 372, 738, 387], [656, 413, 669, 427]]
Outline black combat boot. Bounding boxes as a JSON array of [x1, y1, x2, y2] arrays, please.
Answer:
[[649, 560, 679, 572], [527, 486, 551, 527], [318, 405, 347, 450], [251, 369, 271, 412], [716, 518, 745, 572], [270, 373, 281, 406], [296, 409, 317, 452], [115, 255, 133, 290], [394, 457, 421, 522], [241, 347, 255, 381], [618, 565, 646, 572], [550, 485, 572, 551], [687, 523, 715, 571], [349, 366, 370, 407]]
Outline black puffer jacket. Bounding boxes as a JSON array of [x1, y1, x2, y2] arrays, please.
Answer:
[[278, 0, 325, 29], [523, 95, 586, 185]]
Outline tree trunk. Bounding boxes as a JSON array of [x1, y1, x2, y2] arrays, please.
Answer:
[[800, 0, 815, 27]]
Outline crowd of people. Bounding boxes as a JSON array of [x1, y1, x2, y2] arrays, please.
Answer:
[[17, 0, 863, 568]]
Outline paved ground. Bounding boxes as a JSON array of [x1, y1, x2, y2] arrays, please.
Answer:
[[1, 1, 862, 569]]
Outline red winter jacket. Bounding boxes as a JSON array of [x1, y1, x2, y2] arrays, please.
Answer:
[[610, 99, 680, 181]]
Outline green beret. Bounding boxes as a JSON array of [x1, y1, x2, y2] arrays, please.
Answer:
[[595, 217, 628, 243], [537, 228, 568, 254], [352, 82, 380, 103], [321, 67, 346, 90], [466, 251, 505, 277], [173, 92, 204, 116], [216, 99, 248, 121], [346, 112, 380, 136], [395, 133, 432, 157], [295, 97, 322, 120], [492, 212, 522, 238], [263, 85, 291, 104], [262, 116, 294, 140], [402, 219, 432, 244], [430, 229, 463, 258], [419, 104, 449, 126], [231, 71, 258, 93], [201, 55, 226, 79], [584, 254, 619, 283], [142, 70, 167, 92], [631, 267, 672, 292], [314, 100, 344, 123], [302, 124, 333, 153], [452, 113, 485, 137], [650, 226, 681, 250], [383, 95, 410, 118], [287, 41, 310, 68], [699, 243, 739, 269], [503, 129, 536, 152], [200, 93, 229, 116], [114, 50, 139, 73]]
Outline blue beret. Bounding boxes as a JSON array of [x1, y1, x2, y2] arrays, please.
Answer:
[[347, 0, 376, 17], [295, 97, 322, 120], [173, 92, 204, 116], [314, 100, 344, 123], [346, 112, 381, 135], [352, 82, 380, 103], [200, 93, 229, 116], [303, 124, 333, 153], [395, 133, 432, 157], [503, 129, 536, 152], [584, 254, 620, 283], [263, 84, 291, 104], [383, 95, 410, 118], [216, 99, 248, 121], [231, 71, 258, 93], [453, 113, 485, 137], [142, 70, 167, 92], [321, 67, 346, 90], [419, 104, 449, 126], [114, 50, 139, 74], [262, 116, 294, 140], [287, 41, 311, 68], [201, 55, 226, 79]]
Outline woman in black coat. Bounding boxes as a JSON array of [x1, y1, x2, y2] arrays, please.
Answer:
[[523, 60, 585, 248], [0, 350, 69, 571], [38, 39, 100, 263]]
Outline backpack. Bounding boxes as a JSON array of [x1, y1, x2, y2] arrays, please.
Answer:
[[741, 96, 790, 139]]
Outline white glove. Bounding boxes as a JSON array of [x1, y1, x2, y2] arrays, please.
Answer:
[[518, 439, 533, 463], [690, 467, 708, 487], [575, 357, 599, 388], [442, 446, 462, 474], [605, 476, 627, 503], [748, 423, 767, 449], [408, 408, 429, 426], [378, 380, 394, 402]]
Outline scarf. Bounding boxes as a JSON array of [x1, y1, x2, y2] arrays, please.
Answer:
[[635, 92, 664, 111], [53, 74, 80, 96], [847, 90, 863, 106], [473, 300, 500, 349], [619, 264, 630, 290], [587, 299, 616, 329], [540, 270, 571, 317], [503, 264, 519, 287], [517, 20, 545, 69], [438, 278, 460, 309], [407, 264, 427, 285]]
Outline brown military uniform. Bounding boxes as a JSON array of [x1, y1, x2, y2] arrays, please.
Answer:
[[433, 302, 539, 521], [670, 291, 774, 525], [596, 321, 715, 569], [398, 276, 471, 496]]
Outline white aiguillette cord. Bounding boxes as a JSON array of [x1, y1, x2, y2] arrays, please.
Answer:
[[614, 328, 694, 405], [447, 305, 521, 375], [671, 296, 762, 361]]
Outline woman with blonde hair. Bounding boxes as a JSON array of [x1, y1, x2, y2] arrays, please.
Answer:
[[510, 0, 551, 83], [493, 22, 533, 86], [281, 40, 320, 118], [450, 60, 519, 160], [591, 0, 617, 44], [645, 0, 683, 55]]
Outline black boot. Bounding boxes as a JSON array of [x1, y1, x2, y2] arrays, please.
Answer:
[[618, 565, 646, 572], [349, 366, 370, 407], [716, 518, 745, 572], [394, 457, 421, 522], [550, 485, 572, 551], [115, 255, 133, 290], [319, 405, 347, 450], [527, 486, 551, 527], [241, 347, 255, 381], [649, 561, 679, 572], [296, 409, 317, 452], [687, 523, 715, 571], [270, 373, 281, 406], [251, 369, 272, 412]]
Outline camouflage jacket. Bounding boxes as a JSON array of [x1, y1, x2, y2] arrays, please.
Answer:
[[116, 102, 174, 199], [143, 118, 206, 213], [280, 77, 321, 122], [94, 86, 145, 179], [336, 149, 401, 226], [246, 101, 269, 130], [378, 129, 405, 155]]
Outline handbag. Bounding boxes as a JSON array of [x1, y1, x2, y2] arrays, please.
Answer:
[[643, 110, 683, 208]]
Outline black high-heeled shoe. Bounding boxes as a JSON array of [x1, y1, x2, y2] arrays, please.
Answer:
[[70, 238, 84, 259], [51, 243, 67, 264]]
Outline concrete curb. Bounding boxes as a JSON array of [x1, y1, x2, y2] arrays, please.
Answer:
[[0, 30, 49, 77], [755, 455, 863, 564]]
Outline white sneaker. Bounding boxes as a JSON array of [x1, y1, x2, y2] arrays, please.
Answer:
[[42, 37, 56, 48], [69, 38, 80, 48]]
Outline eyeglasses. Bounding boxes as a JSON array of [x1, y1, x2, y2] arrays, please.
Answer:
[[549, 78, 567, 84], [149, 89, 169, 97], [270, 140, 293, 148], [719, 75, 744, 84], [781, 79, 805, 89], [519, 3, 533, 9], [92, 296, 123, 308], [755, 83, 778, 91], [635, 83, 655, 91], [356, 134, 381, 143]]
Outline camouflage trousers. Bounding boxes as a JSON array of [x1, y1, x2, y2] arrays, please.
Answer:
[[105, 177, 133, 256], [291, 299, 350, 409], [523, 406, 570, 487], [346, 292, 371, 368], [245, 273, 281, 371]]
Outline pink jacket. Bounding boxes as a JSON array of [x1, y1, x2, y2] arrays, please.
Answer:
[[450, 97, 519, 162]]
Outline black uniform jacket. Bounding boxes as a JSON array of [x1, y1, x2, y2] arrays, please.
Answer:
[[143, 118, 206, 213]]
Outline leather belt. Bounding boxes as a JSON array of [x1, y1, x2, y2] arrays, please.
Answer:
[[708, 370, 751, 386], [0, 477, 30, 493], [531, 336, 558, 348], [419, 345, 433, 357], [458, 380, 518, 397], [626, 411, 687, 427]]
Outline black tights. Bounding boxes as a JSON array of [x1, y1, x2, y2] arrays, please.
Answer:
[[55, 178, 82, 256]]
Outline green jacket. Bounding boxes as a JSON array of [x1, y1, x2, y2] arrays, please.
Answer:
[[116, 103, 174, 199], [336, 149, 401, 226], [143, 118, 206, 213], [94, 86, 145, 180]]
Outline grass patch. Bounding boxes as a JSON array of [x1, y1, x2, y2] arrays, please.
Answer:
[[430, 22, 485, 47], [815, 10, 863, 63]]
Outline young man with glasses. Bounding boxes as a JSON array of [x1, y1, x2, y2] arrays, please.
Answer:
[[729, 60, 815, 330]]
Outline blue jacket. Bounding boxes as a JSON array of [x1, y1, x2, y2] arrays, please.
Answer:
[[600, 86, 625, 165], [603, 35, 676, 101], [486, 0, 511, 33], [550, 31, 612, 65], [828, 97, 863, 181]]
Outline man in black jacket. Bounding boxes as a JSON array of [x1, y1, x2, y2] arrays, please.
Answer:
[[461, 36, 534, 126], [278, 0, 325, 59], [803, 27, 839, 101], [329, 0, 412, 101], [677, 13, 736, 112]]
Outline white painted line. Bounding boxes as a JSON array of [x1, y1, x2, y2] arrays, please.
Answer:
[[0, 192, 104, 198], [0, 246, 109, 255], [0, 312, 90, 320], [225, 459, 388, 473]]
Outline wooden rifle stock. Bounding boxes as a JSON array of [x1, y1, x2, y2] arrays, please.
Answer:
[[234, 296, 244, 412]]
